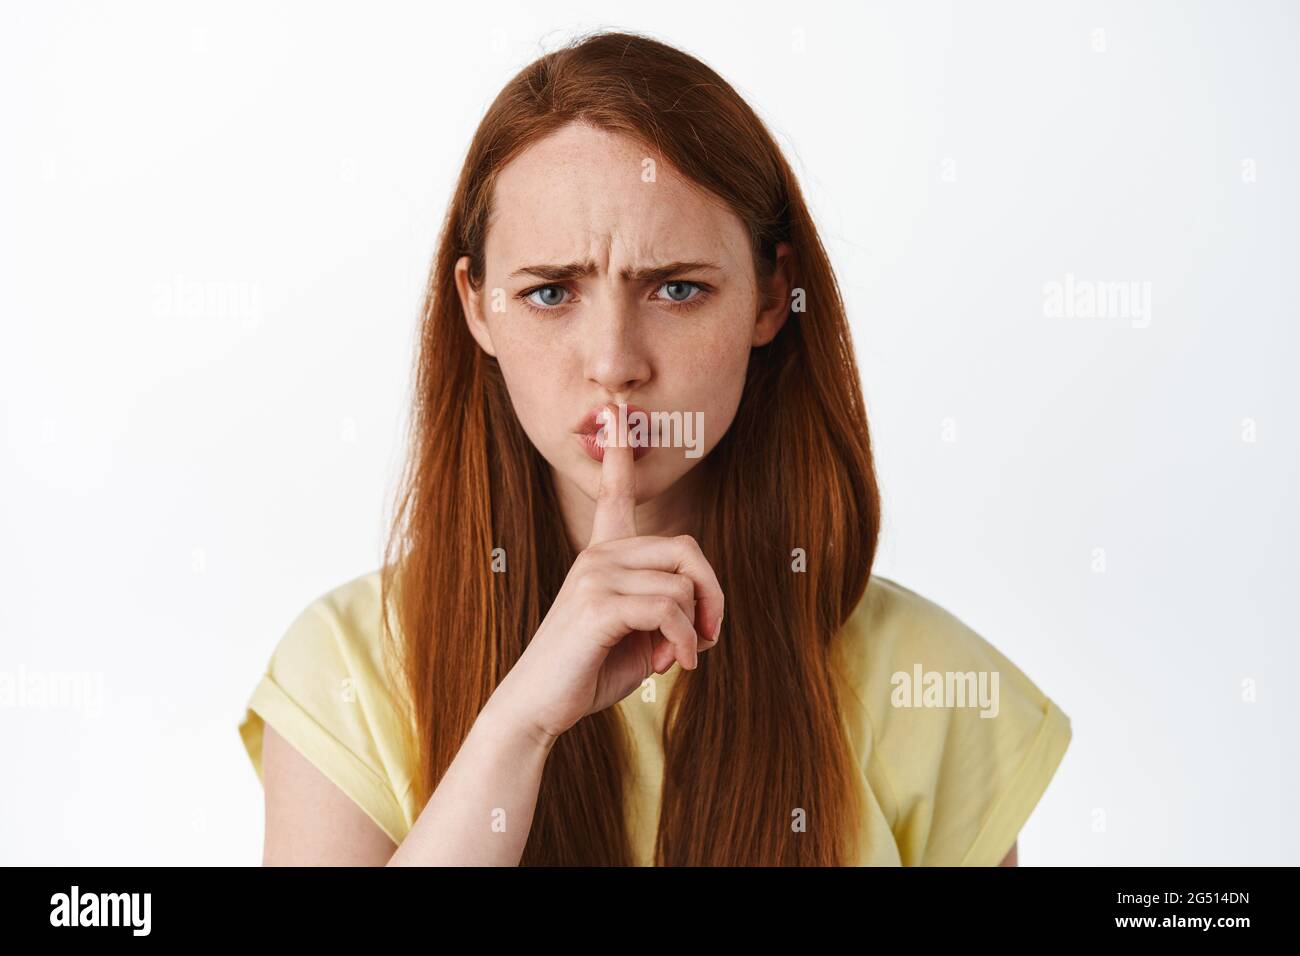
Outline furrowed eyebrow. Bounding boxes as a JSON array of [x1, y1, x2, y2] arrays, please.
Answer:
[[507, 260, 723, 283]]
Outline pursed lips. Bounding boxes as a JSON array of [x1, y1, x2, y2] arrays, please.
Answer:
[[574, 403, 651, 438]]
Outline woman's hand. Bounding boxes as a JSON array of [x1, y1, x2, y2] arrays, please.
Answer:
[[491, 404, 725, 743]]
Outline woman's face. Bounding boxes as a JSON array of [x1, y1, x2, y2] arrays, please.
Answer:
[[456, 121, 792, 515]]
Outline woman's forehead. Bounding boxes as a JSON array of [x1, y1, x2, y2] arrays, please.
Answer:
[[487, 125, 749, 273]]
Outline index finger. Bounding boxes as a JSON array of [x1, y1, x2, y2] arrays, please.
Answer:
[[588, 403, 638, 546]]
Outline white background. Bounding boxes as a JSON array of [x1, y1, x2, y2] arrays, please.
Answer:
[[2, 0, 1296, 865]]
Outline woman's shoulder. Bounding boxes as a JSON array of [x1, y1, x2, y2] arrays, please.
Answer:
[[238, 568, 417, 845], [835, 575, 1034, 689], [833, 574, 1073, 865], [293, 567, 386, 636], [835, 574, 1063, 705], [262, 569, 401, 690]]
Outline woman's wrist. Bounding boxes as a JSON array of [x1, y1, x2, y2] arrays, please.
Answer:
[[479, 683, 560, 754]]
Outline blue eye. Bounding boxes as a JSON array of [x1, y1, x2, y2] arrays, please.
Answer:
[[658, 280, 702, 303], [524, 285, 569, 308]]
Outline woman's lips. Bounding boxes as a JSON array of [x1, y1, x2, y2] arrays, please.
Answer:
[[577, 428, 653, 463], [575, 403, 654, 463]]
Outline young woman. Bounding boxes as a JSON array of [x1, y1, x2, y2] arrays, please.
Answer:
[[239, 30, 1072, 866]]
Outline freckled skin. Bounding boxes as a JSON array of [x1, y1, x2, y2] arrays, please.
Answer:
[[455, 121, 794, 546]]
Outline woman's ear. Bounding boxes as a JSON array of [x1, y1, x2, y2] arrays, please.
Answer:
[[751, 241, 797, 347], [455, 255, 497, 357]]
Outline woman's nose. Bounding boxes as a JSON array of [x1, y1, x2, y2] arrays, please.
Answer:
[[582, 309, 651, 392]]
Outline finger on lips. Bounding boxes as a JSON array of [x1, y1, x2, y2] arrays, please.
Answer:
[[586, 402, 723, 671], [588, 403, 638, 547]]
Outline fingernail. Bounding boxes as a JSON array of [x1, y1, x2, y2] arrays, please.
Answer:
[[711, 614, 723, 641]]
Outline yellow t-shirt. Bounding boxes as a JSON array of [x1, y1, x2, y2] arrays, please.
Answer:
[[238, 569, 1072, 865]]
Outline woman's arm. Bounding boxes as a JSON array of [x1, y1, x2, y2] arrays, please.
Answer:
[[261, 723, 398, 865], [386, 693, 557, 866], [261, 692, 556, 866]]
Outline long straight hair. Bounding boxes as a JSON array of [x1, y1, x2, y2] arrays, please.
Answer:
[[380, 30, 881, 865]]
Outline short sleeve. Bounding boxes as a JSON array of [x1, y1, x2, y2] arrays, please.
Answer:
[[842, 576, 1073, 866], [238, 574, 414, 846]]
